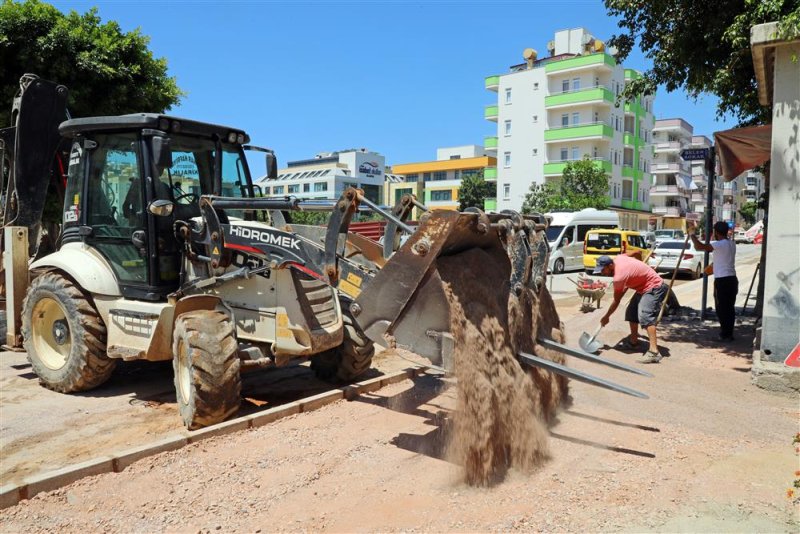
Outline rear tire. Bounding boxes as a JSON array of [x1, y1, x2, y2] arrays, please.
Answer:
[[553, 258, 565, 274], [22, 272, 115, 392], [173, 310, 241, 430], [311, 308, 374, 382], [692, 264, 702, 280]]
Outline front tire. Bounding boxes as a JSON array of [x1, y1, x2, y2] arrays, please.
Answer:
[[692, 263, 702, 280], [173, 310, 241, 430], [311, 309, 374, 382], [553, 258, 565, 274], [22, 272, 115, 392]]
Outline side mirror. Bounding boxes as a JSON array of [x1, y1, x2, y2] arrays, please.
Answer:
[[265, 152, 278, 180], [151, 136, 173, 176], [148, 199, 174, 217]]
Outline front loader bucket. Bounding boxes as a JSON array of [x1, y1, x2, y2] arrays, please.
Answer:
[[351, 209, 540, 370]]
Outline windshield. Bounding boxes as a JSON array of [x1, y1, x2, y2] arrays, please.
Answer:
[[586, 232, 621, 250], [655, 230, 681, 237], [158, 136, 250, 199], [546, 225, 565, 242]]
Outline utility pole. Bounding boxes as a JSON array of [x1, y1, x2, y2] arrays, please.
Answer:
[[700, 148, 715, 320]]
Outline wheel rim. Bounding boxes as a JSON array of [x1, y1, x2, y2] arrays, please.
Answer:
[[31, 296, 71, 370], [176, 338, 192, 403]]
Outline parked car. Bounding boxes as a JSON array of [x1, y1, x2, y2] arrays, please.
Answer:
[[654, 228, 685, 247], [545, 209, 619, 274], [647, 239, 710, 280], [641, 231, 657, 249], [734, 228, 752, 243], [583, 229, 649, 272]]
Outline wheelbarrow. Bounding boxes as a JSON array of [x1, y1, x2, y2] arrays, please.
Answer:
[[569, 277, 612, 310]]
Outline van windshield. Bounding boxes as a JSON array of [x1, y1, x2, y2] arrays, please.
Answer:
[[546, 225, 564, 242]]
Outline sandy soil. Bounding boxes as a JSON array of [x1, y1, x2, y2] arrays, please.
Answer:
[[1, 298, 797, 532], [2, 245, 795, 532]]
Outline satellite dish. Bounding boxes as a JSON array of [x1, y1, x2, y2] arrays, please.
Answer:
[[523, 48, 537, 60]]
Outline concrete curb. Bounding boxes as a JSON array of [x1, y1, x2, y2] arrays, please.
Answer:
[[0, 366, 424, 510]]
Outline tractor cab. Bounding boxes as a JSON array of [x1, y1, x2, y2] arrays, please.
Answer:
[[58, 114, 258, 301]]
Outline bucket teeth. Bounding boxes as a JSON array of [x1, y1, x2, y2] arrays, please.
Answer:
[[518, 351, 649, 399], [537, 338, 654, 378]]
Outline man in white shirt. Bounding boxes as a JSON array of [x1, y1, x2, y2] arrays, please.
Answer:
[[689, 221, 738, 341]]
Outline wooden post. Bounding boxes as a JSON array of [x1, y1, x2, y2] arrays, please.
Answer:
[[4, 226, 29, 347]]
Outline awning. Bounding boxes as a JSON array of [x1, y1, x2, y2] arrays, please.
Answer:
[[714, 124, 771, 181]]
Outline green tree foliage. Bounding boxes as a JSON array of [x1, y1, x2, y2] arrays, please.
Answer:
[[521, 156, 610, 214], [457, 170, 493, 211], [0, 0, 182, 126], [739, 200, 759, 225], [605, 0, 800, 126]]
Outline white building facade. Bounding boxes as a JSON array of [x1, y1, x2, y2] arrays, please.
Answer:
[[651, 118, 694, 228], [257, 149, 386, 203], [485, 27, 655, 230]]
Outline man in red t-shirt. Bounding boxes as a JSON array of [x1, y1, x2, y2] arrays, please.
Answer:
[[597, 252, 668, 363]]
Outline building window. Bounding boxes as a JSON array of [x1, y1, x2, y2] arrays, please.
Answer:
[[405, 173, 418, 183], [594, 76, 600, 87], [313, 182, 328, 192], [572, 112, 580, 125], [449, 155, 461, 160], [503, 184, 511, 200], [454, 170, 460, 180], [504, 120, 512, 136], [572, 78, 580, 91], [303, 183, 310, 193], [288, 184, 299, 193], [571, 147, 580, 160], [560, 147, 568, 161], [533, 82, 539, 90], [505, 88, 512, 103], [532, 148, 538, 156], [432, 171, 446, 181], [622, 180, 633, 200], [593, 146, 598, 158], [532, 115, 538, 123], [423, 172, 431, 181], [562, 79, 569, 92], [561, 113, 569, 127], [431, 190, 452, 201], [504, 152, 511, 168], [462, 169, 478, 179]]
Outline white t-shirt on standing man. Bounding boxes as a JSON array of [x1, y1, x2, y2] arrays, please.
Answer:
[[711, 238, 736, 278]]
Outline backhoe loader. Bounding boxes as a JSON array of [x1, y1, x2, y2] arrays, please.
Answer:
[[1, 75, 649, 430]]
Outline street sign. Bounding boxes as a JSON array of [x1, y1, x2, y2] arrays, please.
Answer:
[[680, 148, 709, 161], [686, 212, 701, 222]]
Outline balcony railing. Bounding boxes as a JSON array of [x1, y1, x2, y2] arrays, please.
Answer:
[[650, 162, 684, 173], [650, 185, 681, 195], [544, 53, 616, 74], [691, 193, 705, 202], [485, 75, 500, 91], [543, 157, 612, 176], [484, 136, 498, 150], [654, 141, 682, 152], [484, 105, 498, 121], [652, 206, 685, 217], [484, 166, 497, 180], [544, 86, 614, 108], [544, 122, 614, 142]]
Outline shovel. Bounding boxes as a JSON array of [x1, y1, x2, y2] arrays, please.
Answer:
[[579, 324, 603, 353]]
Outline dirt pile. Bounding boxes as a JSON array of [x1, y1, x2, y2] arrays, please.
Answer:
[[437, 247, 568, 486]]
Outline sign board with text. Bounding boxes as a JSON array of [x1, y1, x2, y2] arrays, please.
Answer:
[[680, 148, 710, 161]]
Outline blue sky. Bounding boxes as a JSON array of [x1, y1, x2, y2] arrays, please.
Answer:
[[51, 0, 737, 175]]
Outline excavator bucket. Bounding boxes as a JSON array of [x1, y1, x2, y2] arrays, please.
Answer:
[[351, 208, 546, 370]]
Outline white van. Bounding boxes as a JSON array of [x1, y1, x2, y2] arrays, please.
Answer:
[[546, 209, 619, 273]]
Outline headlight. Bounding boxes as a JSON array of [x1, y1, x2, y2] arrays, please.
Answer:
[[236, 134, 245, 144], [159, 118, 169, 131], [172, 121, 181, 132], [228, 132, 237, 143]]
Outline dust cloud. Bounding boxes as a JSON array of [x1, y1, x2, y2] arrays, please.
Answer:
[[437, 247, 568, 486]]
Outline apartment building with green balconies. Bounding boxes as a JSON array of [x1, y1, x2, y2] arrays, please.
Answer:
[[485, 27, 656, 230]]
